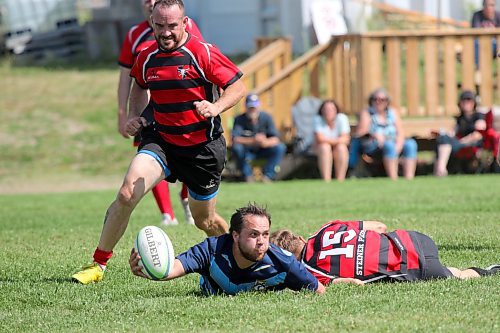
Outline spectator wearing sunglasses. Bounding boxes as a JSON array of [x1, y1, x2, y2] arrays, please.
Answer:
[[351, 88, 417, 180]]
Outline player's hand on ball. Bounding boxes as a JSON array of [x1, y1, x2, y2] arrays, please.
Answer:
[[194, 100, 221, 118], [129, 248, 149, 279], [126, 117, 148, 136]]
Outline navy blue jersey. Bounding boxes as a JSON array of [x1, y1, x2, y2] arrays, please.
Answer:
[[176, 234, 319, 295]]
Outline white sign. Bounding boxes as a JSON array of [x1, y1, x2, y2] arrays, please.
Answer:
[[310, 0, 347, 44]]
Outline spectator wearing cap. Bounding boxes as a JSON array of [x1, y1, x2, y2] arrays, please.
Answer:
[[434, 90, 487, 177], [231, 94, 287, 182]]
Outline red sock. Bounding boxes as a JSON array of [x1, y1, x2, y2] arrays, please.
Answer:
[[180, 183, 189, 200], [152, 180, 174, 217], [93, 248, 113, 267]]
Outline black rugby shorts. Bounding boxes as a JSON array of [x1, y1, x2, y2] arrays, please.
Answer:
[[138, 127, 226, 200], [412, 232, 453, 280]]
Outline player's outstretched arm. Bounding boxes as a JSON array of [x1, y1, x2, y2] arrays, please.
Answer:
[[363, 221, 388, 233], [129, 249, 186, 281], [161, 259, 186, 280]]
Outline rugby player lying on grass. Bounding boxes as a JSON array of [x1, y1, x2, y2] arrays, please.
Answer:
[[271, 220, 499, 285], [130, 203, 329, 295]]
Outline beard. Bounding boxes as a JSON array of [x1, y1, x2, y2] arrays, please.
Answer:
[[155, 32, 183, 51], [238, 240, 266, 262], [156, 36, 174, 51]]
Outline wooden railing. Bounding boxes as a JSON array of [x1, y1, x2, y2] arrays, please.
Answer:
[[357, 29, 500, 116], [238, 37, 292, 97], [247, 28, 500, 138], [220, 37, 292, 139]]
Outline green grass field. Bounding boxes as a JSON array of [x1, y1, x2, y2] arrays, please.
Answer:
[[0, 58, 499, 333], [0, 176, 499, 333]]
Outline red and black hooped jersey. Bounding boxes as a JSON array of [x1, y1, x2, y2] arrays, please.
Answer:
[[118, 17, 204, 69], [131, 34, 242, 147], [118, 20, 155, 69], [302, 221, 422, 285]]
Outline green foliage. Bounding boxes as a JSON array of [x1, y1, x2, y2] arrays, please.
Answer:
[[0, 176, 499, 332]]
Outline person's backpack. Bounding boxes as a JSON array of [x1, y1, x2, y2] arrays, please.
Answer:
[[291, 96, 322, 155]]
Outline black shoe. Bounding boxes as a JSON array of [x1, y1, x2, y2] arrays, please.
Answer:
[[469, 264, 500, 276], [485, 264, 500, 275]]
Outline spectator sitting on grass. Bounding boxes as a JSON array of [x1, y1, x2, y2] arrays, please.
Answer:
[[352, 88, 417, 180], [231, 94, 286, 183], [433, 90, 486, 177], [313, 99, 350, 182]]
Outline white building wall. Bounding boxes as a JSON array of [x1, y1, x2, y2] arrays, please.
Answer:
[[201, 1, 260, 54], [185, 0, 304, 54]]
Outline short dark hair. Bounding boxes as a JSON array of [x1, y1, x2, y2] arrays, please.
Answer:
[[318, 99, 342, 116], [153, 0, 185, 11], [229, 203, 271, 233]]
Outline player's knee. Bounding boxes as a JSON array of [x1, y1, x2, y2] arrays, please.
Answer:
[[194, 220, 207, 232], [117, 184, 140, 208], [192, 212, 209, 229], [192, 213, 218, 235]]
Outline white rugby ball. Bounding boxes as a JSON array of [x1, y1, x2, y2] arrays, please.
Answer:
[[134, 226, 175, 280]]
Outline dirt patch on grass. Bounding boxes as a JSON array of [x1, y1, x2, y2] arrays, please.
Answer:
[[0, 174, 123, 194]]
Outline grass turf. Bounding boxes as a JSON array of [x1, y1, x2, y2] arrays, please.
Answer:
[[0, 175, 499, 332]]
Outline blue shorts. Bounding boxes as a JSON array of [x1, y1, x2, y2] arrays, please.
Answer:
[[362, 138, 417, 159]]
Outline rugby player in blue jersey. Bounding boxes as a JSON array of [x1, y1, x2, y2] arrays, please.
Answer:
[[129, 203, 326, 295]]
